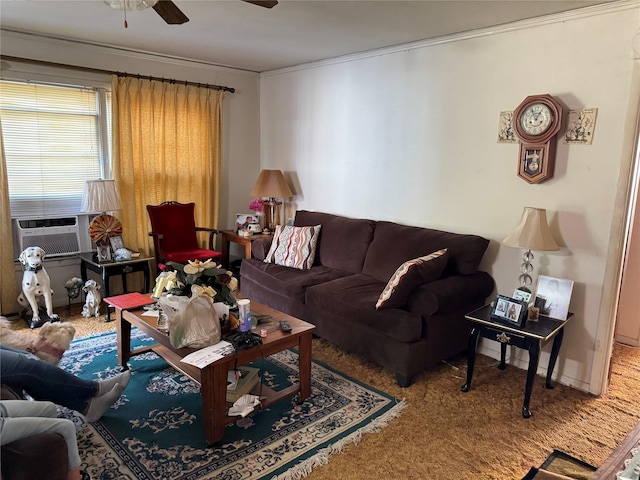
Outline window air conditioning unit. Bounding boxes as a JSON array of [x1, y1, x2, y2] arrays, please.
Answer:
[[13, 217, 81, 258]]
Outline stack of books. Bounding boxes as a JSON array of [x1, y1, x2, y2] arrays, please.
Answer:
[[226, 366, 260, 403]]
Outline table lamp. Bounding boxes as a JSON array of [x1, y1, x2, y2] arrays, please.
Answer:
[[502, 207, 559, 292], [81, 179, 123, 246], [250, 169, 293, 231]]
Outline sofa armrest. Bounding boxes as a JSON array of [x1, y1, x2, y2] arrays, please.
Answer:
[[408, 272, 495, 316], [250, 237, 273, 261], [1, 384, 24, 400]]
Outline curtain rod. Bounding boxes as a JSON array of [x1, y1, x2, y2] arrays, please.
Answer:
[[1, 55, 235, 93], [114, 71, 234, 93]]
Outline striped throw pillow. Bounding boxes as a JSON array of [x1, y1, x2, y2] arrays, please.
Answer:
[[376, 249, 449, 310], [264, 224, 322, 270]]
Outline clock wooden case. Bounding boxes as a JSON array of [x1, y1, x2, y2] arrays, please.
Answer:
[[513, 94, 563, 184]]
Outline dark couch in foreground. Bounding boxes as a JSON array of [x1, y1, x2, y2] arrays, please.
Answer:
[[240, 210, 494, 387], [0, 385, 69, 480]]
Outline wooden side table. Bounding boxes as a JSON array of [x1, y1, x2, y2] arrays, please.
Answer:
[[76, 252, 152, 321], [461, 304, 573, 418], [220, 230, 273, 269]]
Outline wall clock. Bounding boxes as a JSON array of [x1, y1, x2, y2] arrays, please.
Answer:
[[512, 94, 563, 184]]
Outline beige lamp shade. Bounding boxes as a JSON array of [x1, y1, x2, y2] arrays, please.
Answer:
[[81, 179, 122, 213], [502, 207, 559, 251], [250, 169, 293, 231], [250, 169, 293, 199]]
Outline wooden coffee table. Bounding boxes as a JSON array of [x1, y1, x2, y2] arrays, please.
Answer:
[[113, 300, 315, 445]]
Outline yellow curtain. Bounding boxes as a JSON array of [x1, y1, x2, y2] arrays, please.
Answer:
[[0, 119, 19, 315], [111, 75, 225, 260]]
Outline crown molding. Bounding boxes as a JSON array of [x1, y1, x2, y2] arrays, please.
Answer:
[[262, 0, 640, 77]]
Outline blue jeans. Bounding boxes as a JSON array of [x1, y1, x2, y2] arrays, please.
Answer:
[[0, 345, 98, 414]]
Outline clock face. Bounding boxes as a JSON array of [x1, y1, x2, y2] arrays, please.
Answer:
[[520, 103, 553, 136]]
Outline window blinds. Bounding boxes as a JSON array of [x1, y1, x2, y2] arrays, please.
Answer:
[[1, 80, 106, 218]]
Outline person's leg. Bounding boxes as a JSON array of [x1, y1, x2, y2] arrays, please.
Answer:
[[1, 345, 97, 413], [0, 345, 130, 418], [0, 400, 82, 472], [84, 384, 126, 422]]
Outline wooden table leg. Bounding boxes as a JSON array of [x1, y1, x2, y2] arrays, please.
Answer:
[[201, 360, 232, 446], [221, 235, 230, 269], [298, 331, 313, 400], [102, 268, 112, 322], [143, 262, 151, 293], [115, 308, 131, 370], [461, 326, 480, 392], [499, 342, 507, 370], [523, 340, 541, 418], [546, 328, 564, 389], [80, 259, 88, 284]]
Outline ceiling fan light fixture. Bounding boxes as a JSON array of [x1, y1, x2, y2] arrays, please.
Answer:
[[103, 0, 158, 11]]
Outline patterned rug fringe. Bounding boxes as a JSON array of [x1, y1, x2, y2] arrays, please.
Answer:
[[273, 399, 408, 480]]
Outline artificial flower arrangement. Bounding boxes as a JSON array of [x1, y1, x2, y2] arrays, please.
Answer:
[[249, 198, 264, 213], [159, 259, 238, 309]]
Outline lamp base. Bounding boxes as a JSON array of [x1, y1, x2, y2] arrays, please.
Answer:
[[263, 199, 282, 231], [517, 249, 534, 291]]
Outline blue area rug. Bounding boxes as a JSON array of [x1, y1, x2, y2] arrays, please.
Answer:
[[60, 330, 405, 479]]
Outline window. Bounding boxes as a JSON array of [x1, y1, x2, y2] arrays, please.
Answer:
[[1, 80, 111, 218]]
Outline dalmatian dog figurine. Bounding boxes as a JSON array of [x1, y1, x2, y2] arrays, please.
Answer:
[[82, 279, 102, 318], [17, 246, 59, 329]]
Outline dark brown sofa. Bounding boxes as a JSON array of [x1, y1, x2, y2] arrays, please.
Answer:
[[1, 385, 69, 480], [240, 210, 495, 387]]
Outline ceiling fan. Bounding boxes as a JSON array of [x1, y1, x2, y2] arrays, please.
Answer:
[[104, 0, 278, 26]]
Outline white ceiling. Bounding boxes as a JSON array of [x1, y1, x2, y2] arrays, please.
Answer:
[[0, 0, 614, 72]]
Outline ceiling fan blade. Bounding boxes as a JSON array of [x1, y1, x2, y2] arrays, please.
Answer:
[[242, 0, 278, 8], [153, 0, 189, 24]]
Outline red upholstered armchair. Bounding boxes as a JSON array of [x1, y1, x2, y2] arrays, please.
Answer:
[[147, 201, 223, 266]]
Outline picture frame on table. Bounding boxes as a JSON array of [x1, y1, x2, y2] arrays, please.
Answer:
[[534, 275, 574, 320], [96, 245, 112, 263], [235, 214, 259, 232], [490, 294, 528, 328], [513, 288, 532, 304], [109, 235, 125, 251]]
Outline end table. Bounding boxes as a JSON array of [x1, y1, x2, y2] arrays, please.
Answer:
[[461, 304, 573, 418], [76, 252, 152, 321], [220, 230, 273, 269]]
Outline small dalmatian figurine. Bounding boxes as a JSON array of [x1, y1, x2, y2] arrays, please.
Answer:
[[81, 279, 102, 318]]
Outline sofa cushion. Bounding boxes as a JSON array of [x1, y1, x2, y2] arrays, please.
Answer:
[[241, 258, 352, 303], [362, 221, 489, 282], [376, 249, 449, 310], [295, 210, 375, 274], [305, 274, 425, 343], [264, 224, 321, 270]]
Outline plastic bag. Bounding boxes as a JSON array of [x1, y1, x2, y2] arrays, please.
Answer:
[[158, 293, 221, 349]]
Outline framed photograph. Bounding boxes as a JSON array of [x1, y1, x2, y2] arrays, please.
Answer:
[[490, 294, 528, 328], [96, 245, 112, 263], [235, 213, 259, 232], [513, 288, 532, 304], [534, 275, 574, 320], [109, 235, 125, 251]]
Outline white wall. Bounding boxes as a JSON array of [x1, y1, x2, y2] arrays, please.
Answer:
[[259, 3, 640, 394]]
